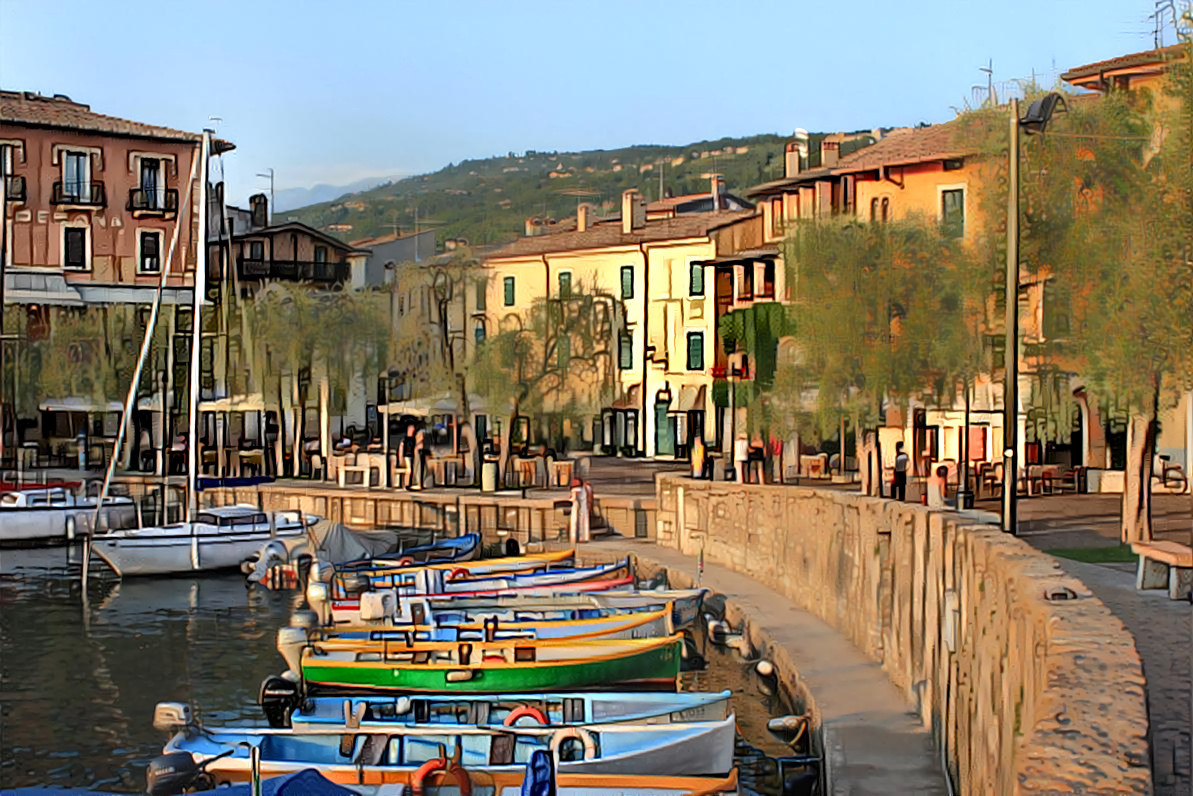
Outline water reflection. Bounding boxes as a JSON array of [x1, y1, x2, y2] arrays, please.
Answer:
[[1, 547, 794, 792]]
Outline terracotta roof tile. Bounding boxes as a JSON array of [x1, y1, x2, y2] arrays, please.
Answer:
[[833, 123, 969, 173], [1061, 44, 1185, 82], [0, 90, 202, 142], [485, 210, 753, 260]]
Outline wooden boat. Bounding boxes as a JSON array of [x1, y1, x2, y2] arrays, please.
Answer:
[[332, 546, 576, 584], [420, 588, 712, 629], [299, 632, 683, 694], [279, 689, 733, 730], [90, 505, 319, 577], [280, 605, 674, 670], [324, 559, 634, 623], [152, 702, 735, 779]]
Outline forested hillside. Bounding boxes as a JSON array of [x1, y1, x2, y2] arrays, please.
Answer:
[[277, 133, 796, 246]]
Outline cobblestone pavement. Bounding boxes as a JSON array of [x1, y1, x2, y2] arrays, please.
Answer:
[[974, 492, 1193, 547]]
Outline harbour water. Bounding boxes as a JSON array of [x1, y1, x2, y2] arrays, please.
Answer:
[[0, 545, 798, 793]]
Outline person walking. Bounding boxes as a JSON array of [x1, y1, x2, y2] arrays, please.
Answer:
[[893, 442, 910, 501]]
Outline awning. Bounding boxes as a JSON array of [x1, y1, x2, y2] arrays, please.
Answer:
[[609, 385, 642, 411], [382, 393, 488, 417], [39, 398, 123, 413], [673, 385, 706, 413], [696, 247, 780, 267], [199, 395, 266, 413], [5, 271, 85, 306]]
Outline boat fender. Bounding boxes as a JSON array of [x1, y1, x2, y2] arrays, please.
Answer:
[[707, 618, 732, 643], [503, 705, 549, 727], [447, 567, 470, 582], [145, 751, 201, 796], [756, 660, 776, 678], [240, 556, 257, 576], [65, 515, 77, 541], [410, 758, 473, 796], [548, 726, 596, 760]]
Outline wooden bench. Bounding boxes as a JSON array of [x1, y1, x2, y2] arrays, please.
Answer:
[[1131, 541, 1193, 600]]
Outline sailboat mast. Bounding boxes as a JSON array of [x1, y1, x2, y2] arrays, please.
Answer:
[[187, 130, 211, 520]]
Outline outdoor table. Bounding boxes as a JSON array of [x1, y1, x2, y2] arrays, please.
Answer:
[[234, 449, 266, 477]]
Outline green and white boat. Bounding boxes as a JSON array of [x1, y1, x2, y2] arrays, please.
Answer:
[[299, 633, 683, 694]]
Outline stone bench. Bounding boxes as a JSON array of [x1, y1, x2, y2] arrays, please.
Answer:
[[1131, 541, 1193, 600]]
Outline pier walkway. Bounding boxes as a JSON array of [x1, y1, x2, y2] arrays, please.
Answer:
[[583, 537, 949, 796]]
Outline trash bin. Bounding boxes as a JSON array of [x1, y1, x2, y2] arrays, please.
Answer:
[[481, 460, 498, 493]]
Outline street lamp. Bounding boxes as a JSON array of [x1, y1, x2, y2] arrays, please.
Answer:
[[1003, 93, 1067, 535], [257, 169, 274, 224]]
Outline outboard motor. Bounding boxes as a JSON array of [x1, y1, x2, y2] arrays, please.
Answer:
[[295, 554, 314, 606], [145, 751, 202, 796], [341, 573, 371, 595], [307, 581, 330, 626], [152, 702, 193, 734], [680, 630, 706, 671], [276, 627, 309, 676], [259, 671, 301, 728]]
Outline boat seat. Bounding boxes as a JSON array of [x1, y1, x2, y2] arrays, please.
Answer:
[[354, 733, 388, 766]]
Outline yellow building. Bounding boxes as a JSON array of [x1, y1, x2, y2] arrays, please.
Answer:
[[480, 186, 756, 458]]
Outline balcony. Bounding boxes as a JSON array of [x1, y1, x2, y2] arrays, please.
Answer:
[[4, 175, 26, 203], [51, 181, 106, 208], [128, 188, 179, 218], [236, 257, 348, 283]]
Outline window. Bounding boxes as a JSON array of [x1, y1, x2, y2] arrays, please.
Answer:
[[63, 226, 88, 270], [689, 261, 704, 296], [249, 241, 264, 261], [941, 188, 964, 238], [140, 157, 162, 208], [759, 260, 775, 298], [770, 197, 783, 236], [880, 197, 890, 223], [620, 266, 634, 299], [558, 271, 571, 298], [686, 332, 704, 371], [869, 197, 879, 222], [474, 319, 486, 345], [737, 264, 753, 300], [475, 279, 486, 311], [62, 151, 89, 200], [314, 245, 328, 263], [618, 334, 633, 370], [503, 276, 515, 306], [139, 230, 162, 273]]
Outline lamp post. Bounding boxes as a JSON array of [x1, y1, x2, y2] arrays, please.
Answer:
[[1003, 93, 1067, 535], [256, 169, 274, 224]]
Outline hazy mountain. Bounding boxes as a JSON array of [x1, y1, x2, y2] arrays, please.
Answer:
[[272, 174, 405, 213]]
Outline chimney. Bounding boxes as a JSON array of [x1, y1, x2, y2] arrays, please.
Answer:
[[524, 217, 540, 237], [709, 174, 726, 210], [871, 127, 884, 142], [785, 129, 809, 178], [821, 139, 840, 168], [577, 203, 594, 233], [249, 193, 268, 229], [621, 189, 645, 234]]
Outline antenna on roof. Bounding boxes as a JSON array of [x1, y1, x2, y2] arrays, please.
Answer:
[[979, 60, 996, 107], [1151, 0, 1176, 47]]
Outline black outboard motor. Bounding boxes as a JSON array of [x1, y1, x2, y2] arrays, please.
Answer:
[[504, 537, 521, 557], [259, 674, 301, 728], [680, 629, 707, 671], [295, 554, 314, 607], [145, 751, 202, 796]]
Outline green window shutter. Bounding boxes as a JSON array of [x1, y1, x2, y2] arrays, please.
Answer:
[[690, 262, 704, 296], [503, 276, 515, 306], [621, 266, 634, 300], [619, 334, 632, 370], [558, 272, 571, 298], [687, 332, 704, 371]]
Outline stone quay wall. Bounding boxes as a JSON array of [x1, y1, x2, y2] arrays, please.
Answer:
[[655, 477, 1152, 794]]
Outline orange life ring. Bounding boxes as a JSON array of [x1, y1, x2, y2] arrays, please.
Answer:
[[503, 705, 549, 727], [448, 567, 470, 581], [411, 758, 472, 796], [548, 726, 596, 759]]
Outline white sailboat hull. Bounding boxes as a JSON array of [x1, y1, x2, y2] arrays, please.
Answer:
[[91, 508, 315, 577]]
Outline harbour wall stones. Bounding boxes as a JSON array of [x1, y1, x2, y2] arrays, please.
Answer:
[[654, 477, 1152, 794]]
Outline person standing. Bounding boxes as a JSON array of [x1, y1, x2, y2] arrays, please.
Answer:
[[400, 424, 416, 490], [927, 464, 949, 508], [569, 477, 591, 543], [733, 433, 749, 483], [412, 429, 427, 490], [691, 435, 705, 479], [893, 442, 910, 501]]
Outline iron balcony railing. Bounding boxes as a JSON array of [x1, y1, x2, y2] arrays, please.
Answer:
[[51, 180, 106, 207], [4, 175, 26, 202], [236, 257, 348, 282], [128, 188, 179, 214]]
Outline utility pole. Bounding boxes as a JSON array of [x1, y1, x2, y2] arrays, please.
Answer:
[[257, 168, 274, 224], [1003, 97, 1020, 535]]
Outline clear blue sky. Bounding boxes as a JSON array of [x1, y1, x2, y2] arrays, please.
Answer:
[[0, 0, 1171, 203]]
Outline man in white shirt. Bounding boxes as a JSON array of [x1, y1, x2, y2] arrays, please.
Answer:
[[733, 434, 749, 483], [893, 442, 910, 501]]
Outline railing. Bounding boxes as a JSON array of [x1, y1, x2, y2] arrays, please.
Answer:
[[236, 257, 349, 283], [51, 181, 106, 207], [127, 188, 179, 215], [4, 175, 26, 203]]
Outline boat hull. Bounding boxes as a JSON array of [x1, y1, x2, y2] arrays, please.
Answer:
[[92, 526, 306, 576], [301, 636, 682, 694]]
